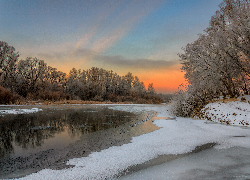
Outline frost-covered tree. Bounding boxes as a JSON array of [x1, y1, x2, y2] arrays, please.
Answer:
[[148, 83, 156, 95], [123, 72, 134, 96], [132, 76, 146, 96], [0, 40, 161, 103], [172, 0, 250, 117], [180, 0, 250, 98], [0, 41, 19, 90], [15, 57, 66, 99], [16, 58, 46, 94], [65, 68, 84, 99]]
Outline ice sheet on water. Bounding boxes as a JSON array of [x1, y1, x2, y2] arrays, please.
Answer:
[[0, 108, 42, 115], [19, 104, 250, 180], [119, 146, 250, 180]]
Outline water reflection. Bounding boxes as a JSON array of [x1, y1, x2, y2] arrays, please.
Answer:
[[0, 105, 135, 158]]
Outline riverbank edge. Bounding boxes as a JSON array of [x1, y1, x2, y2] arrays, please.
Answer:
[[115, 143, 217, 178], [0, 105, 159, 179]]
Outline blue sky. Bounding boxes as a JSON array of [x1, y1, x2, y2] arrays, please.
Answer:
[[0, 0, 223, 93]]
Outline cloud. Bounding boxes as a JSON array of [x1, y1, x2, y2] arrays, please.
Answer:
[[70, 47, 179, 70], [19, 0, 170, 72], [73, 0, 165, 54], [36, 47, 184, 93], [37, 47, 179, 71], [95, 55, 178, 69]]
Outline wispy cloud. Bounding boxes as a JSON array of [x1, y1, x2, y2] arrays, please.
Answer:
[[95, 55, 178, 69], [38, 47, 178, 71], [73, 0, 165, 57], [37, 47, 185, 94], [25, 0, 168, 72]]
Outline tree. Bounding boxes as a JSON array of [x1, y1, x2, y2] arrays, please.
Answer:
[[147, 83, 156, 95], [180, 0, 250, 98], [123, 72, 134, 95], [0, 40, 160, 103], [132, 76, 146, 96], [0, 41, 19, 91], [172, 0, 250, 117], [16, 58, 47, 95]]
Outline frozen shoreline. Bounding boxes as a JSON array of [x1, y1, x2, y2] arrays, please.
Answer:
[[0, 104, 158, 179], [17, 103, 250, 180], [0, 108, 42, 115]]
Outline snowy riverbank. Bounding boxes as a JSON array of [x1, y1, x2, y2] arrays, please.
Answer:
[[16, 103, 250, 180], [201, 98, 250, 127]]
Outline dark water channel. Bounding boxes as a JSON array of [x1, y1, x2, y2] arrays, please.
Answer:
[[0, 105, 135, 158], [0, 105, 156, 179]]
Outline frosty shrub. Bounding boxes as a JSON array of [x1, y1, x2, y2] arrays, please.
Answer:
[[170, 89, 189, 117], [170, 85, 212, 117]]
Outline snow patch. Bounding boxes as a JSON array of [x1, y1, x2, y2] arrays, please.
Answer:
[[201, 101, 250, 127]]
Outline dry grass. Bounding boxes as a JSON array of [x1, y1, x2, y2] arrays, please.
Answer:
[[210, 97, 238, 103], [14, 99, 137, 105], [9, 97, 163, 105]]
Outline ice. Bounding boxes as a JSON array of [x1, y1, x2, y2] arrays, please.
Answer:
[[0, 107, 42, 115], [18, 103, 250, 180], [119, 146, 250, 180]]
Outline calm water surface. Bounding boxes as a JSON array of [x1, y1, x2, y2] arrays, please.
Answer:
[[0, 105, 136, 158]]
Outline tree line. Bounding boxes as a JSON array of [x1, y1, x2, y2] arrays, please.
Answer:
[[171, 0, 250, 117], [0, 41, 162, 104]]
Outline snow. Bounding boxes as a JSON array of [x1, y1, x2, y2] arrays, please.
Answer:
[[201, 100, 250, 127], [17, 103, 250, 180], [0, 108, 42, 115]]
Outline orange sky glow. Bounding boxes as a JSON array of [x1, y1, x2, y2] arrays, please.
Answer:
[[53, 61, 186, 94], [1, 0, 223, 94], [136, 65, 186, 93]]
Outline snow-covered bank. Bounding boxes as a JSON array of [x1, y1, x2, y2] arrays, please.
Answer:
[[201, 100, 250, 127], [0, 108, 42, 115], [18, 104, 250, 180]]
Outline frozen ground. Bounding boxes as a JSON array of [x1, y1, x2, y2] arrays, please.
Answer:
[[201, 99, 250, 127], [13, 103, 250, 180]]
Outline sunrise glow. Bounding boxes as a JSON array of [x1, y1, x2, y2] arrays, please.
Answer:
[[0, 0, 223, 94]]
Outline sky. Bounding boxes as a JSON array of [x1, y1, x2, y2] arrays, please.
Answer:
[[0, 0, 223, 93]]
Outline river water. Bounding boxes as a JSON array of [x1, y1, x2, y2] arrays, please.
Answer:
[[0, 104, 158, 179]]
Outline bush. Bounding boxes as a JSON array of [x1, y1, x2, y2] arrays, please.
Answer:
[[170, 89, 189, 117], [107, 94, 117, 102], [170, 86, 210, 117], [0, 86, 15, 104], [91, 95, 103, 102], [29, 90, 68, 101]]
